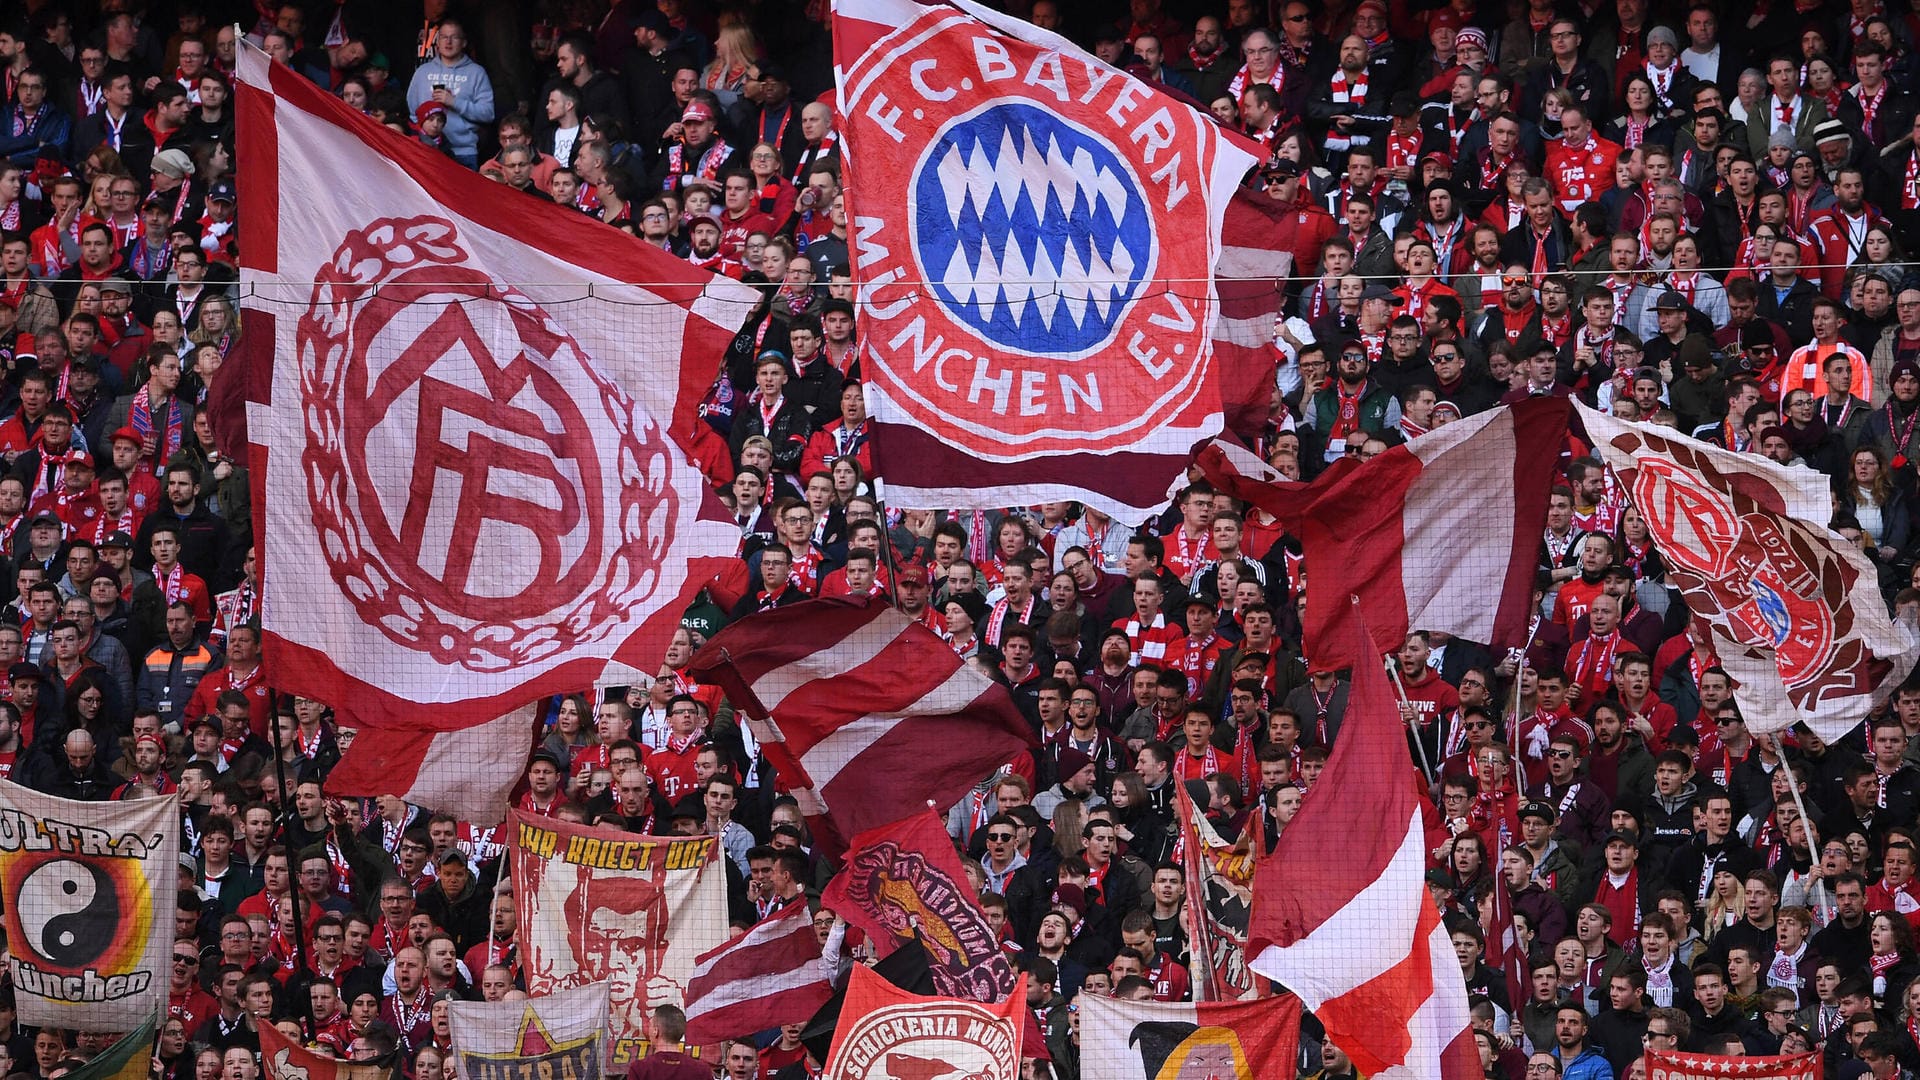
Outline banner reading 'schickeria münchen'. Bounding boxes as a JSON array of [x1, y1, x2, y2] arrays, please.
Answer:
[[0, 779, 178, 1031]]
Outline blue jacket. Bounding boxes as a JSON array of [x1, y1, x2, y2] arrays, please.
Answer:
[[1558, 1046, 1614, 1080], [0, 103, 72, 166]]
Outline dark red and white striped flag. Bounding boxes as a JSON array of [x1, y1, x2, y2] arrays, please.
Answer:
[[1213, 191, 1293, 439], [1246, 615, 1478, 1079], [688, 597, 1034, 854], [1197, 397, 1570, 669], [682, 899, 833, 1045]]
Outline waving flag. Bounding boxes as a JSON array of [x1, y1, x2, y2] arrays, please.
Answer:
[[688, 598, 1033, 854], [1198, 398, 1570, 669], [822, 812, 1019, 1003], [832, 0, 1259, 520], [231, 39, 752, 742], [1176, 783, 1263, 1001], [1578, 403, 1920, 739], [682, 901, 833, 1045], [1245, 619, 1478, 1079]]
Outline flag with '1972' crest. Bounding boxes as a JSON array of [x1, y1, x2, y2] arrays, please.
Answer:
[[832, 0, 1260, 521]]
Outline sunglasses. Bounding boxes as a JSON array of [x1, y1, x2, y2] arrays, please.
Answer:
[[1464, 721, 1492, 730], [1546, 748, 1574, 759], [1502, 275, 1531, 286], [986, 833, 1016, 842]]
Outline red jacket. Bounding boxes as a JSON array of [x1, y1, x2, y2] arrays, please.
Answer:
[[1806, 207, 1891, 299]]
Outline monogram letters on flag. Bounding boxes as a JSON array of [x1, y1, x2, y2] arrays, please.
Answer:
[[822, 965, 1026, 1080], [832, 0, 1259, 520], [232, 40, 751, 740], [821, 812, 1019, 1003], [1076, 992, 1302, 1080], [1642, 1049, 1820, 1080], [1578, 404, 1920, 739], [447, 982, 611, 1080], [509, 813, 727, 1067], [0, 780, 176, 1031]]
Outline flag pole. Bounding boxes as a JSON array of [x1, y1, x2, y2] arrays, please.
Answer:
[[267, 701, 314, 1030], [1382, 645, 1443, 780], [1781, 753, 1832, 924]]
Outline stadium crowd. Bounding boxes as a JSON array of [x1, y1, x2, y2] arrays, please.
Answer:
[[10, 1, 1920, 1080]]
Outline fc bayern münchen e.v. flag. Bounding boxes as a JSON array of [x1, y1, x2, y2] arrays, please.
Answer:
[[832, 0, 1259, 521]]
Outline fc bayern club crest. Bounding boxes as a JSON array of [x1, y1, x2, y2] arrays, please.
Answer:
[[296, 216, 675, 671], [841, 7, 1220, 454]]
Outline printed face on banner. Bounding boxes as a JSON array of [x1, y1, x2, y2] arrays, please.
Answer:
[[840, 8, 1220, 456], [0, 788, 177, 1030], [511, 814, 725, 1065], [297, 217, 676, 674]]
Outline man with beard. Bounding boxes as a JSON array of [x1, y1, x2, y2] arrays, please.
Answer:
[[1808, 167, 1890, 301], [1307, 35, 1386, 174], [1171, 16, 1236, 106]]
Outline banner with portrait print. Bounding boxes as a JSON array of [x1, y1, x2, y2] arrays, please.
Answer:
[[0, 780, 177, 1031], [510, 812, 726, 1068]]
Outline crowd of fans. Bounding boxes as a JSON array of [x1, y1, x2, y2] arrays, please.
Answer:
[[10, 1, 1920, 1080]]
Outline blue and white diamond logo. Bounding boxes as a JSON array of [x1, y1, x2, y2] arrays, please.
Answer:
[[912, 102, 1156, 356]]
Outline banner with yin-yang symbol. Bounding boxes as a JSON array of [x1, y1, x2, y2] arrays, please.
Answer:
[[0, 779, 178, 1031]]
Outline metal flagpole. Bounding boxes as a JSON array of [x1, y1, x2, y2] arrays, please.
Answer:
[[1386, 653, 1439, 785]]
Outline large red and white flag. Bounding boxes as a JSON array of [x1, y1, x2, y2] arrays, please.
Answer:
[[1197, 397, 1571, 669], [687, 598, 1034, 853], [1214, 193, 1293, 440], [682, 899, 833, 1045], [1246, 619, 1478, 1079], [1578, 403, 1919, 739], [832, 0, 1260, 521], [232, 41, 751, 748]]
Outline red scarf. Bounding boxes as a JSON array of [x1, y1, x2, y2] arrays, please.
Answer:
[[1571, 631, 1620, 691]]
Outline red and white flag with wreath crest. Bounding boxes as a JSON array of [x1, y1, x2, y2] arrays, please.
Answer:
[[229, 38, 754, 814]]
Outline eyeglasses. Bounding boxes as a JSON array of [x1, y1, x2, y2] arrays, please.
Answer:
[[1285, 13, 1310, 21]]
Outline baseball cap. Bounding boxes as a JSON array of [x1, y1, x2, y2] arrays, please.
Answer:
[[682, 100, 715, 123], [6, 663, 37, 684], [29, 512, 60, 529], [101, 531, 134, 550], [1653, 290, 1689, 311], [63, 451, 94, 469], [208, 181, 236, 204], [110, 427, 143, 448], [1390, 91, 1420, 118], [95, 278, 131, 296], [895, 564, 930, 586], [1263, 158, 1300, 179], [529, 749, 563, 770], [1360, 283, 1404, 305], [1604, 829, 1640, 849], [630, 10, 671, 35], [1518, 801, 1556, 822]]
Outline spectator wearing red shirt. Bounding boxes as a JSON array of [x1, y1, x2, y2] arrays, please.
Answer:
[[1121, 911, 1192, 1001], [645, 695, 708, 804]]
